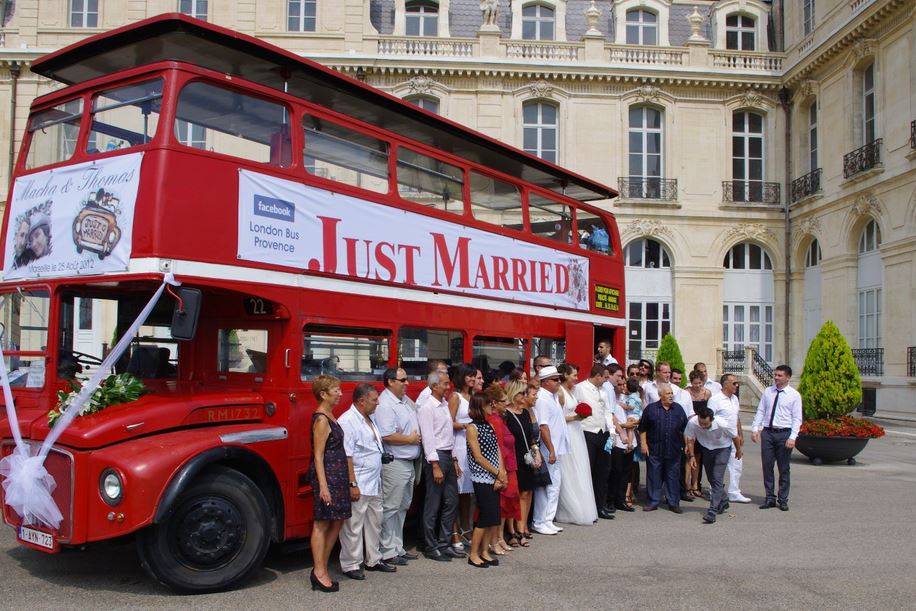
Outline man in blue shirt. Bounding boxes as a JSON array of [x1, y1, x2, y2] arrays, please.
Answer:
[[639, 383, 689, 513]]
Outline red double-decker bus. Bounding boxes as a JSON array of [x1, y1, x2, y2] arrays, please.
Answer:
[[0, 15, 623, 591]]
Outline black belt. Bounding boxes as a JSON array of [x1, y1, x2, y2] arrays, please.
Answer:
[[765, 427, 790, 432]]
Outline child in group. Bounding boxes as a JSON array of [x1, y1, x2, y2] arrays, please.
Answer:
[[615, 377, 643, 450]]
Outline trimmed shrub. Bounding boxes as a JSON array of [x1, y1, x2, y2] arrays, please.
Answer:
[[798, 321, 862, 420], [656, 333, 687, 388]]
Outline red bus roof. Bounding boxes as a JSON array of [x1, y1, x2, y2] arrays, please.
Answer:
[[31, 13, 617, 203]]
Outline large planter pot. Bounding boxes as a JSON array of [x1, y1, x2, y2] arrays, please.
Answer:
[[795, 434, 870, 465]]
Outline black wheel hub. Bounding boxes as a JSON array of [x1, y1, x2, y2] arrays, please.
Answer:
[[173, 497, 245, 569]]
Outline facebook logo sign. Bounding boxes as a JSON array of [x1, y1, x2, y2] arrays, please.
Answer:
[[253, 194, 295, 222]]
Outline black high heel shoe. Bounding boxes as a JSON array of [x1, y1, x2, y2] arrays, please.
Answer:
[[310, 570, 339, 592]]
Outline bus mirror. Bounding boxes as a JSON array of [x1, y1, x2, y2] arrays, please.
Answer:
[[171, 288, 202, 340]]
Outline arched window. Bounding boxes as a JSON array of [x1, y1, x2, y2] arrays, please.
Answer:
[[862, 63, 876, 145], [624, 238, 673, 363], [804, 239, 821, 268], [857, 220, 882, 350], [731, 110, 765, 202], [723, 241, 775, 362], [406, 1, 438, 37], [406, 95, 440, 115], [626, 9, 658, 45], [725, 14, 755, 50], [522, 3, 555, 41], [808, 101, 818, 172], [723, 242, 772, 270], [522, 101, 558, 163], [803, 238, 822, 344], [627, 106, 663, 199], [858, 219, 881, 254]]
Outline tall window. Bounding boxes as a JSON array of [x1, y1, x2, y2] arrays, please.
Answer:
[[406, 1, 438, 37], [805, 239, 822, 268], [178, 0, 208, 20], [858, 219, 881, 254], [522, 3, 555, 41], [625, 9, 658, 45], [857, 220, 882, 350], [725, 14, 755, 50], [723, 242, 773, 270], [625, 238, 672, 362], [732, 111, 765, 202], [803, 239, 822, 345], [523, 101, 558, 163], [808, 102, 818, 171], [863, 63, 876, 144], [628, 106, 663, 198], [406, 96, 440, 115], [288, 0, 317, 32], [803, 0, 815, 36], [723, 243, 775, 362], [70, 0, 99, 28], [625, 238, 671, 269]]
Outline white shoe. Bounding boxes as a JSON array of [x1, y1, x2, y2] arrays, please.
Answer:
[[531, 524, 557, 536], [548, 522, 564, 532], [729, 493, 752, 503]]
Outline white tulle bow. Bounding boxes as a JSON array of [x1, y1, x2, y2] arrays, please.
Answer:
[[0, 446, 62, 528]]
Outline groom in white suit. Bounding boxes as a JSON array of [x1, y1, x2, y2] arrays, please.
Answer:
[[531, 366, 569, 535]]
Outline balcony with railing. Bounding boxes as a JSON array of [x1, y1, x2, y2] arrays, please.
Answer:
[[505, 40, 582, 62], [710, 50, 783, 72], [908, 347, 916, 377], [618, 177, 678, 202], [607, 45, 687, 66], [377, 36, 476, 57], [722, 180, 781, 206], [791, 168, 822, 203], [722, 350, 746, 374], [843, 139, 882, 179], [852, 347, 883, 377]]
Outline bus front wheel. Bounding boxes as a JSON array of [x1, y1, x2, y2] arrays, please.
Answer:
[[137, 466, 271, 593]]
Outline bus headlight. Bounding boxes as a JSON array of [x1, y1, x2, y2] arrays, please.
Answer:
[[100, 469, 123, 506]]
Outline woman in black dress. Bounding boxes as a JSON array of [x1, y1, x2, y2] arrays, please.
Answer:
[[686, 369, 712, 499], [308, 375, 351, 592], [503, 381, 543, 543], [466, 392, 506, 568]]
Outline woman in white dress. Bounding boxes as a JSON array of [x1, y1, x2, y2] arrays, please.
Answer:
[[555, 363, 598, 525], [448, 363, 482, 550]]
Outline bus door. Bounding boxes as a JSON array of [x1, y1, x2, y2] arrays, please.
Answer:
[[592, 324, 623, 365]]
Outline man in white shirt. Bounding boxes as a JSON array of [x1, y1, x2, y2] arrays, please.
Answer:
[[601, 363, 623, 416], [597, 339, 618, 367], [532, 366, 569, 535], [694, 362, 722, 394], [751, 364, 803, 511], [685, 404, 738, 524], [575, 363, 617, 519], [339, 384, 393, 579], [644, 361, 672, 405], [415, 359, 448, 407], [708, 374, 749, 504]]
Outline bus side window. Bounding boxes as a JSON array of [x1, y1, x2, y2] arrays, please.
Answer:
[[577, 208, 614, 256], [397, 328, 464, 380], [469, 172, 524, 232], [88, 79, 163, 153], [302, 115, 390, 194], [218, 328, 268, 373], [397, 148, 465, 215], [531, 337, 566, 372], [302, 324, 390, 382], [528, 192, 573, 245], [472, 336, 526, 385], [24, 99, 83, 170]]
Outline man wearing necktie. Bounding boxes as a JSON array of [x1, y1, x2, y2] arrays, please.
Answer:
[[751, 365, 803, 511]]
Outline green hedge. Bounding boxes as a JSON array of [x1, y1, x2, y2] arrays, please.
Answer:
[[798, 321, 862, 420]]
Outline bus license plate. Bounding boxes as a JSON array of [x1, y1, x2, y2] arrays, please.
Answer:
[[18, 525, 57, 552]]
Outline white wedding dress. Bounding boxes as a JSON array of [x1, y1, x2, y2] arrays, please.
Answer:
[[555, 386, 598, 525]]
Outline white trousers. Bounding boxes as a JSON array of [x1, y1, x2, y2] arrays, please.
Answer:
[[726, 445, 743, 495], [533, 456, 563, 528], [339, 494, 383, 572], [379, 459, 415, 559]]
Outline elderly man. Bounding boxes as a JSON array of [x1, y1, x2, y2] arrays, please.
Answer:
[[685, 404, 738, 524], [709, 374, 749, 504], [338, 384, 394, 579], [575, 363, 615, 519], [751, 365, 803, 511], [531, 366, 569, 535], [416, 370, 464, 561], [415, 359, 448, 406], [643, 361, 672, 405], [374, 367, 421, 565], [639, 382, 689, 513]]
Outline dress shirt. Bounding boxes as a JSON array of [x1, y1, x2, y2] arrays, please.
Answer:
[[415, 385, 432, 407], [673, 385, 693, 418], [601, 380, 617, 415], [704, 379, 723, 394], [610, 401, 633, 450], [535, 387, 569, 457], [339, 405, 383, 496], [601, 354, 619, 367], [574, 379, 608, 434], [374, 388, 421, 460], [684, 415, 737, 450], [638, 401, 689, 459], [643, 380, 668, 405], [752, 384, 804, 440], [416, 393, 454, 462]]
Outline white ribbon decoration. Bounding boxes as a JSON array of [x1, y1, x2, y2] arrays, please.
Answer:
[[0, 273, 179, 529]]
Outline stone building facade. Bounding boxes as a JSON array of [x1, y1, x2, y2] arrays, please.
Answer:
[[0, 0, 914, 415]]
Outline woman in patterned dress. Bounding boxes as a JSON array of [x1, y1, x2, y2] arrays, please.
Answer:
[[465, 392, 506, 568], [307, 375, 351, 592]]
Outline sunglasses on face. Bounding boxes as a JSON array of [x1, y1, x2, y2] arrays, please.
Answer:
[[396, 378, 409, 383]]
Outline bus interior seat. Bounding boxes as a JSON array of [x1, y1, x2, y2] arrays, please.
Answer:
[[126, 345, 160, 378]]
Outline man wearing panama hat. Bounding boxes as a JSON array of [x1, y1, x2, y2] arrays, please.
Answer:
[[531, 366, 569, 535]]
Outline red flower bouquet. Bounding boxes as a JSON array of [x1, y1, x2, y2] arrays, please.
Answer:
[[799, 416, 885, 439], [574, 403, 592, 418]]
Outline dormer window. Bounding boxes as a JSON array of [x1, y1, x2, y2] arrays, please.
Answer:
[[522, 3, 555, 41], [726, 14, 755, 50], [626, 9, 658, 46], [406, 1, 438, 37]]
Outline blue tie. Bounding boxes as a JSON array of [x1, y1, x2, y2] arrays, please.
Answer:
[[768, 389, 783, 428]]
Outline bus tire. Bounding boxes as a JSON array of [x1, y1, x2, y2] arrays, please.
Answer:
[[137, 466, 270, 593]]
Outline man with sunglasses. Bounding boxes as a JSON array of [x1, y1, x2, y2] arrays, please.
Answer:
[[375, 367, 422, 565], [708, 374, 749, 509]]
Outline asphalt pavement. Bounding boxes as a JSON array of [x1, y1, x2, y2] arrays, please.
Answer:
[[2, 422, 915, 609]]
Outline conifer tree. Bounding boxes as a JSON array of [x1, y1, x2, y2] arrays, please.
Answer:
[[656, 333, 687, 388], [798, 321, 862, 420]]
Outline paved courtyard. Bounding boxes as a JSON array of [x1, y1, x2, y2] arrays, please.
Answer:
[[1, 422, 915, 609]]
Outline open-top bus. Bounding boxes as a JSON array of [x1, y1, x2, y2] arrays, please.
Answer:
[[0, 14, 623, 592]]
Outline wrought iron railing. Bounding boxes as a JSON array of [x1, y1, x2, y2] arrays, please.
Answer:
[[722, 350, 745, 374], [843, 139, 882, 178], [851, 347, 883, 377], [618, 177, 678, 201], [791, 168, 822, 203], [626, 348, 658, 366], [722, 180, 781, 205], [907, 347, 916, 377], [751, 349, 774, 387], [910, 120, 916, 150]]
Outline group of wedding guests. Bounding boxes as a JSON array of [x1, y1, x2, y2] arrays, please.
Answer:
[[305, 348, 802, 592]]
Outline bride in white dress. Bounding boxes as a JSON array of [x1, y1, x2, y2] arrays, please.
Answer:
[[555, 364, 598, 525]]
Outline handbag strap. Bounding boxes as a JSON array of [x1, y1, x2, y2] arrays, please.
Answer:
[[509, 409, 535, 448]]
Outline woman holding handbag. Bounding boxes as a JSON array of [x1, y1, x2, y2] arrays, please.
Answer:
[[503, 381, 547, 544]]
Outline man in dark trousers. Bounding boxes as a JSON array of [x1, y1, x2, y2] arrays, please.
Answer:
[[639, 383, 689, 513], [751, 365, 803, 511]]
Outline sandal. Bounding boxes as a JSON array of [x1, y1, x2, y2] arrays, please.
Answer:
[[520, 531, 533, 540], [488, 544, 507, 556], [506, 535, 520, 548], [516, 537, 530, 547]]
